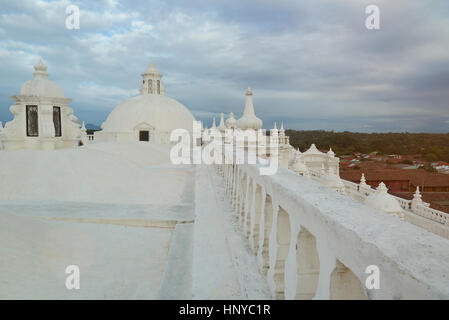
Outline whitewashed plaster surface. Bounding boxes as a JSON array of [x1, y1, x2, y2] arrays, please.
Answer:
[[0, 143, 271, 299]]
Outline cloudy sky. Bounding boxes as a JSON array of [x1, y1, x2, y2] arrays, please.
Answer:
[[0, 0, 448, 132]]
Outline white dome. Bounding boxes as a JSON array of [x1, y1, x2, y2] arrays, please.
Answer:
[[19, 60, 65, 98], [103, 94, 195, 133], [20, 79, 65, 98], [365, 183, 403, 214], [237, 115, 262, 130]]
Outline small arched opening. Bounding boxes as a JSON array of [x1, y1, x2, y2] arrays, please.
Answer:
[[295, 227, 320, 299], [274, 207, 291, 299], [330, 260, 367, 300]]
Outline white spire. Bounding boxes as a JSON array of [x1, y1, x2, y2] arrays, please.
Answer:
[[81, 121, 86, 133], [360, 173, 367, 185], [413, 186, 422, 201], [218, 112, 226, 132], [243, 88, 255, 116], [412, 186, 424, 208], [280, 121, 285, 131], [236, 88, 263, 130], [273, 122, 277, 130], [211, 117, 217, 129]]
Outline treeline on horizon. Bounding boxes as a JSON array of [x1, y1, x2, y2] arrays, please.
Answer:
[[286, 130, 449, 163]]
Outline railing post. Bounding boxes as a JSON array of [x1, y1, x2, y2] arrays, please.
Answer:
[[256, 191, 267, 270], [284, 223, 300, 300], [266, 202, 279, 298], [313, 241, 336, 300], [234, 167, 241, 211], [244, 179, 255, 235]]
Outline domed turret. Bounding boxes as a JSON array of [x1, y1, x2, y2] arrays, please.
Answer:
[[236, 88, 262, 130], [95, 61, 195, 144], [20, 60, 65, 98], [365, 182, 404, 219], [1, 59, 80, 150]]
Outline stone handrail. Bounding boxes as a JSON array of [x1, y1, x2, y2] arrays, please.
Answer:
[[338, 175, 448, 226], [217, 163, 449, 300], [413, 204, 449, 225]]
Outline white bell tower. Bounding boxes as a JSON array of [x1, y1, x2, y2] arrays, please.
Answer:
[[139, 61, 165, 95]]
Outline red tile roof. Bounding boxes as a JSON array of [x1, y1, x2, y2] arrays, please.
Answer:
[[340, 169, 449, 187]]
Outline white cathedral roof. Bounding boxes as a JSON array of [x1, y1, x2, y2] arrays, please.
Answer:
[[20, 60, 65, 98]]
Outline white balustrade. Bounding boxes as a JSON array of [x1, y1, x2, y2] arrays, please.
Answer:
[[214, 162, 449, 300]]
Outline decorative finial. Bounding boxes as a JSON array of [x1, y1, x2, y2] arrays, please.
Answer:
[[144, 61, 159, 74], [225, 112, 237, 129], [413, 186, 422, 201], [33, 59, 48, 79], [415, 186, 420, 195], [377, 182, 388, 193], [273, 122, 277, 130], [246, 87, 253, 96], [360, 173, 366, 184], [219, 112, 226, 131], [412, 186, 423, 206]]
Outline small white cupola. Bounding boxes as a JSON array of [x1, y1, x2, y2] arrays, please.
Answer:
[[225, 112, 237, 129], [140, 61, 165, 96]]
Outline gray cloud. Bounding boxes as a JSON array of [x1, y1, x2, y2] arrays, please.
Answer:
[[0, 0, 448, 132]]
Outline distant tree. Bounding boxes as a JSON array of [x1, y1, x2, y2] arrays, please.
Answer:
[[425, 153, 439, 162], [286, 130, 449, 163]]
